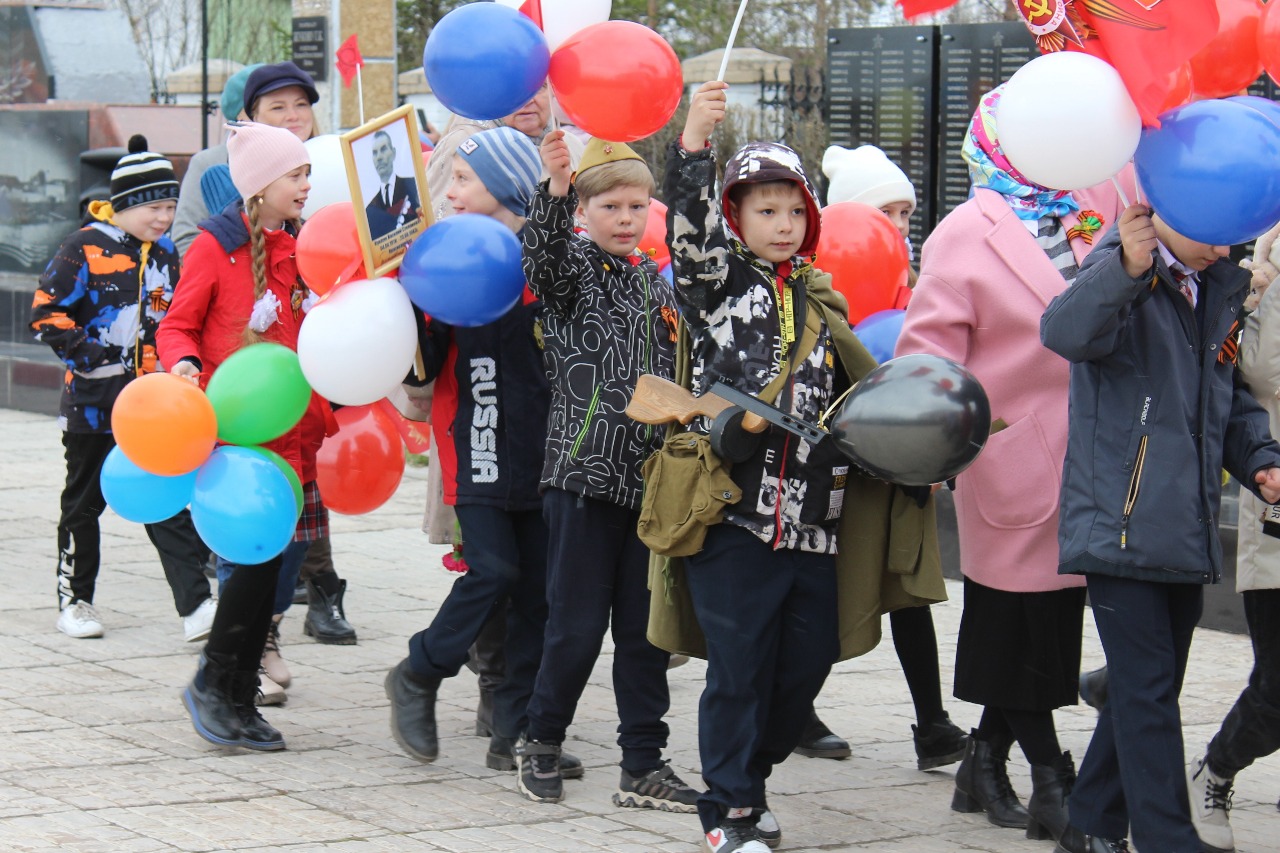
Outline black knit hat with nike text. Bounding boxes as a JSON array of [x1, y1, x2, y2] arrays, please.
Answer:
[[110, 135, 179, 212]]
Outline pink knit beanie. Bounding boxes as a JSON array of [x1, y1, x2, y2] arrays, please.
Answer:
[[225, 121, 310, 200]]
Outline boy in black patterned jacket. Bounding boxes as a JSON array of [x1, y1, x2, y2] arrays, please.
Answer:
[[515, 131, 699, 811], [667, 81, 856, 853]]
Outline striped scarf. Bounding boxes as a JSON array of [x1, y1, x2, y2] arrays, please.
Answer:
[[1035, 217, 1079, 285]]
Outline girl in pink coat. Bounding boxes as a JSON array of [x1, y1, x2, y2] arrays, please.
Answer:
[[895, 86, 1125, 846]]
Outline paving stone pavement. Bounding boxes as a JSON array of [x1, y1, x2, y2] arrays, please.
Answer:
[[1, 407, 1277, 852]]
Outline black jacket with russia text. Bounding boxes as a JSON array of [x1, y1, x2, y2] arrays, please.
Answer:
[[522, 183, 678, 511], [411, 291, 549, 512]]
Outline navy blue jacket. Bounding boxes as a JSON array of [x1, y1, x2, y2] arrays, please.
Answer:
[[1040, 227, 1280, 584], [412, 294, 549, 512]]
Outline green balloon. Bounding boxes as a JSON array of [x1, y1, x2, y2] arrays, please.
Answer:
[[205, 343, 312, 446], [247, 446, 304, 519]]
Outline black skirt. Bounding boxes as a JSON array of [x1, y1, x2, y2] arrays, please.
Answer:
[[953, 576, 1087, 712]]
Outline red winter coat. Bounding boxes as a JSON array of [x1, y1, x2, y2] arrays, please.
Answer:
[[156, 206, 333, 480]]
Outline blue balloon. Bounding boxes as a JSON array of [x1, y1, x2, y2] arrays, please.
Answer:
[[1134, 100, 1280, 246], [423, 4, 550, 121], [399, 214, 525, 327], [190, 446, 297, 565], [1227, 95, 1280, 132], [100, 445, 196, 524], [659, 263, 673, 284], [853, 308, 906, 364]]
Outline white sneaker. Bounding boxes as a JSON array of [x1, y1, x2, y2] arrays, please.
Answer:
[[755, 809, 782, 849], [255, 670, 287, 706], [182, 597, 217, 643], [1188, 753, 1236, 853], [57, 601, 104, 638]]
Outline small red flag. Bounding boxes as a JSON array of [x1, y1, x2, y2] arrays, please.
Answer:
[[897, 0, 960, 19], [519, 0, 544, 29], [335, 34, 364, 89]]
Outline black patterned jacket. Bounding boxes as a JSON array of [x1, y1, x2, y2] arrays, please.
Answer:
[[522, 183, 678, 511], [663, 139, 846, 554]]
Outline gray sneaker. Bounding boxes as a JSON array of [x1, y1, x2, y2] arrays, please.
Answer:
[[515, 738, 564, 803], [612, 762, 699, 813]]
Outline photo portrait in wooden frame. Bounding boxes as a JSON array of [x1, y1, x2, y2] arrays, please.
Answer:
[[340, 104, 433, 278]]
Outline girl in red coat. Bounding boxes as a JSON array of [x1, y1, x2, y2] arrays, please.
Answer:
[[157, 121, 320, 751]]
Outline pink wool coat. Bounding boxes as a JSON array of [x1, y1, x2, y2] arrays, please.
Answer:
[[895, 178, 1127, 592]]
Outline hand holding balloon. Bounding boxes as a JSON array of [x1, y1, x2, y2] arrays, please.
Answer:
[[683, 81, 728, 152], [541, 130, 572, 198], [1118, 204, 1157, 279], [170, 360, 200, 384]]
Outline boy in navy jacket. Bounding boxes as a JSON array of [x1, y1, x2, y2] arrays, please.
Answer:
[[1041, 204, 1280, 853]]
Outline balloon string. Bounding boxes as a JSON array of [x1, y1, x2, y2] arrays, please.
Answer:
[[717, 0, 751, 82], [1110, 174, 1131, 209], [818, 380, 859, 431]]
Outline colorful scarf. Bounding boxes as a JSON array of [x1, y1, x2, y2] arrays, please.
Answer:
[[961, 86, 1080, 222]]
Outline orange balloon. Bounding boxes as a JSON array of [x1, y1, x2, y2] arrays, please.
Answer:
[[297, 202, 364, 295], [1261, 0, 1280, 86], [816, 203, 909, 325], [1157, 63, 1195, 117], [1189, 0, 1264, 99], [315, 404, 405, 515], [111, 373, 218, 476], [638, 199, 670, 267]]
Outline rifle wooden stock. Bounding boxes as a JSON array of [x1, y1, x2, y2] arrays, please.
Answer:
[[627, 374, 767, 432]]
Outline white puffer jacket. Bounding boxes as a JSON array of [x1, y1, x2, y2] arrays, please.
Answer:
[[1238, 279, 1280, 591]]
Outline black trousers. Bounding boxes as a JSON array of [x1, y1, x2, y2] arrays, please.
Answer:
[[526, 489, 671, 773], [58, 431, 211, 616], [1069, 574, 1203, 852], [406, 504, 548, 738], [1208, 588, 1280, 777], [205, 552, 283, 672], [684, 522, 839, 832]]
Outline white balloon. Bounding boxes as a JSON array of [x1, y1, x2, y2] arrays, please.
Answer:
[[995, 51, 1141, 192], [543, 0, 612, 52], [297, 277, 419, 406], [302, 135, 351, 220]]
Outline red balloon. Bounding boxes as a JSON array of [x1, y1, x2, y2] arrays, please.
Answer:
[[315, 404, 405, 514], [816, 203, 909, 326], [1189, 0, 1264, 99], [1261, 0, 1280, 86], [638, 198, 670, 266], [1156, 63, 1195, 117], [297, 202, 364, 295], [549, 21, 683, 142]]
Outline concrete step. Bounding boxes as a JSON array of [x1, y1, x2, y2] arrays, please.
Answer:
[[0, 341, 61, 415]]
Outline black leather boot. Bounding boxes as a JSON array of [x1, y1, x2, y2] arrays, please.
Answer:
[[952, 730, 1030, 828], [304, 575, 357, 645], [1027, 751, 1076, 842], [182, 651, 241, 747], [384, 659, 441, 762], [231, 671, 286, 751], [1054, 826, 1130, 853], [792, 711, 851, 759]]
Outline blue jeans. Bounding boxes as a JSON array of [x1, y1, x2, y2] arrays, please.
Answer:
[[215, 539, 310, 616]]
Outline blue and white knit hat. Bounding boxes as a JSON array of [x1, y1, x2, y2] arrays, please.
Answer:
[[110, 135, 179, 212], [457, 126, 541, 216]]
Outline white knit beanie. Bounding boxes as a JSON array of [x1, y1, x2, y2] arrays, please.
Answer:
[[225, 121, 310, 200], [822, 145, 916, 210]]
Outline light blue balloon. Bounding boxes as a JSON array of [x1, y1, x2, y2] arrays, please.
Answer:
[[100, 445, 197, 524], [191, 446, 297, 565], [853, 308, 906, 364]]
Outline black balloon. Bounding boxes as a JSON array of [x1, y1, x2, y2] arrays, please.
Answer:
[[828, 354, 991, 486]]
